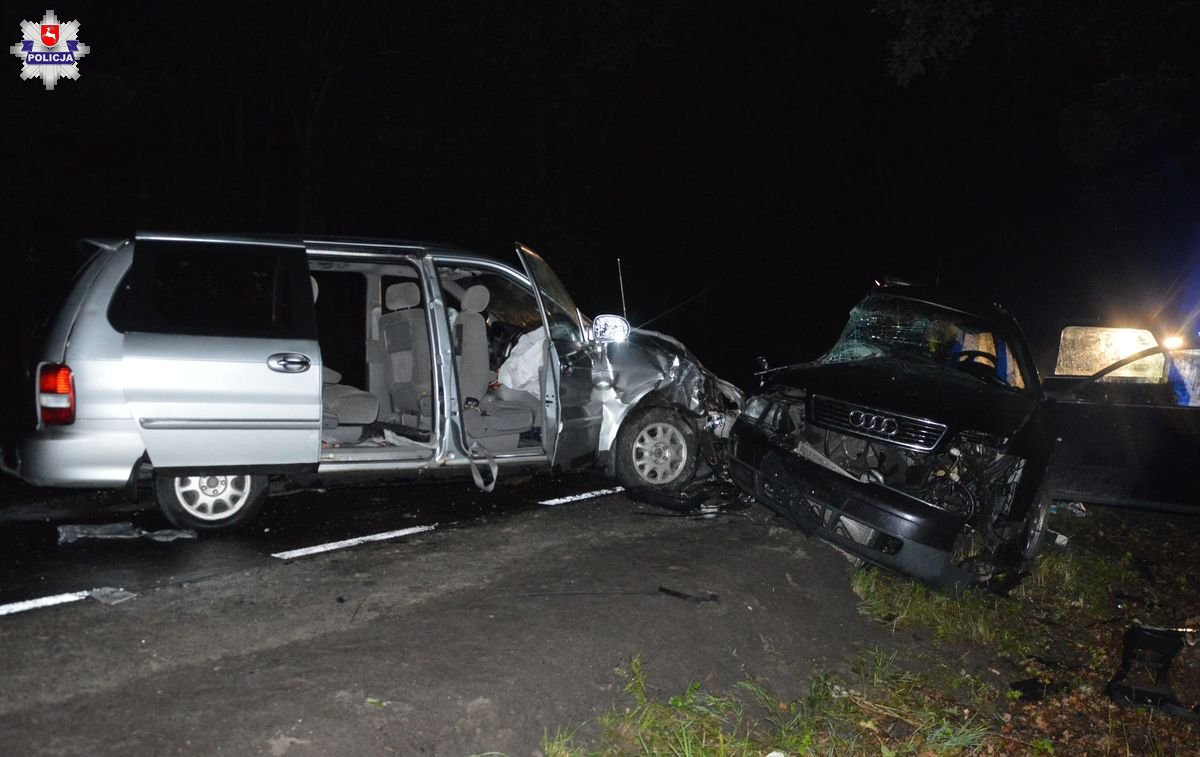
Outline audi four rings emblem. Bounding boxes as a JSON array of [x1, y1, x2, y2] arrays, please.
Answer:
[[848, 410, 899, 436]]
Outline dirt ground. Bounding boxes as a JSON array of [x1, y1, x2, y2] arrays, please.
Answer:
[[0, 492, 911, 756]]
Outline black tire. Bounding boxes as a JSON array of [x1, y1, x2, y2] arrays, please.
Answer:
[[154, 473, 269, 532], [1018, 486, 1054, 568], [614, 407, 699, 493]]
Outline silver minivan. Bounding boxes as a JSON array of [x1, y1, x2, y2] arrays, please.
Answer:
[[2, 233, 742, 530]]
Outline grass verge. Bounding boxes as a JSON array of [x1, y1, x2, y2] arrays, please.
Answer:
[[544, 652, 1001, 755], [849, 507, 1199, 754], [545, 508, 1199, 755]]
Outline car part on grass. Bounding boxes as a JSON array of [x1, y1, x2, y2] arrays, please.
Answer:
[[1049, 500, 1087, 517], [1106, 622, 1199, 721], [57, 521, 197, 544]]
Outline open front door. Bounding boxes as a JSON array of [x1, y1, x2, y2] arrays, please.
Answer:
[[515, 244, 601, 471], [1043, 326, 1200, 512]]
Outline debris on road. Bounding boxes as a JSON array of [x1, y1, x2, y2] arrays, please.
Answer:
[[657, 586, 719, 604], [57, 521, 197, 545], [1050, 501, 1088, 517], [88, 587, 137, 606], [626, 477, 745, 516], [517, 585, 720, 604]]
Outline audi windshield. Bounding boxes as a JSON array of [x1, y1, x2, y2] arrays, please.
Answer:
[[821, 295, 1030, 391]]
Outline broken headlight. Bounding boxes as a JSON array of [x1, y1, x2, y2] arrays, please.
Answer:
[[743, 392, 806, 439], [742, 396, 771, 422]]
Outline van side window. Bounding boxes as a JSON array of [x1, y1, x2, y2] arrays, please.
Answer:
[[108, 240, 314, 338]]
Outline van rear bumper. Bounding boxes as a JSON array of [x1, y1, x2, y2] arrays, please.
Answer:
[[5, 422, 144, 488]]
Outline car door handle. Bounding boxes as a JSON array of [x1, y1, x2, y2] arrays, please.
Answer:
[[267, 353, 312, 373]]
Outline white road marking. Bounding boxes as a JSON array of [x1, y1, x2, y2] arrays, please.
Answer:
[[0, 590, 90, 617], [270, 524, 438, 560], [6, 488, 615, 614], [538, 486, 625, 506]]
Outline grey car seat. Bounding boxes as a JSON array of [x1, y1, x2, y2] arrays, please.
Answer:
[[379, 282, 432, 427], [312, 277, 381, 443], [322, 368, 381, 443], [455, 284, 533, 450]]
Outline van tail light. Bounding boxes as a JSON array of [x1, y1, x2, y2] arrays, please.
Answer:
[[38, 363, 75, 425]]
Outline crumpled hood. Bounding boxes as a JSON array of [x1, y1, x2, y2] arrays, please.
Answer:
[[766, 356, 1037, 440], [600, 328, 743, 415]]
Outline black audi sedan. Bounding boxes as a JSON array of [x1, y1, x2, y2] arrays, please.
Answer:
[[728, 284, 1056, 592], [730, 281, 1200, 592]]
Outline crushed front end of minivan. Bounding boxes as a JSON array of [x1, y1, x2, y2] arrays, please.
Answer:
[[593, 326, 744, 489]]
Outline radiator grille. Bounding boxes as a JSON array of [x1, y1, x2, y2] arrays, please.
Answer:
[[810, 395, 946, 451]]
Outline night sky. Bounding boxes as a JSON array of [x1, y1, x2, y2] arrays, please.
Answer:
[[4, 0, 1200, 426]]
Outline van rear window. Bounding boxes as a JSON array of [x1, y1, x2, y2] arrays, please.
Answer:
[[108, 240, 314, 339]]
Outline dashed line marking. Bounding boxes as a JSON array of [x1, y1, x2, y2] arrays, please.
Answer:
[[0, 591, 90, 617], [6, 487, 616, 613], [270, 524, 438, 560], [538, 487, 625, 506]]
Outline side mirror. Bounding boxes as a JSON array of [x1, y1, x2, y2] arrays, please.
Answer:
[[592, 314, 631, 344]]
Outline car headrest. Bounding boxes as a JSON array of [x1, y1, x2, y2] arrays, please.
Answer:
[[461, 284, 490, 313], [310, 276, 319, 303], [385, 282, 420, 310]]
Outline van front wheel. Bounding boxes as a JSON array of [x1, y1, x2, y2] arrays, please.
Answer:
[[154, 473, 268, 531], [614, 407, 699, 493]]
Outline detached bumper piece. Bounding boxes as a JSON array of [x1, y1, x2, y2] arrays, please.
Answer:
[[1107, 623, 1199, 721], [745, 448, 973, 593]]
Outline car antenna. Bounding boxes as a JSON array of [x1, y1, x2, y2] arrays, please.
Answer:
[[617, 257, 628, 320], [636, 285, 716, 329]]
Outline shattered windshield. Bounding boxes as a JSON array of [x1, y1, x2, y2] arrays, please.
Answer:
[[822, 295, 1028, 390]]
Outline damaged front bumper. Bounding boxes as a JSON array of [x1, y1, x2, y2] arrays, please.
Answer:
[[595, 328, 744, 456], [730, 424, 972, 592]]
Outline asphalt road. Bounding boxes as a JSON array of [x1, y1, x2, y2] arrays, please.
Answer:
[[0, 472, 609, 609], [0, 470, 901, 756]]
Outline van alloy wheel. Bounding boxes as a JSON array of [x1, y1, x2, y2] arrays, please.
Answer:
[[614, 407, 699, 493], [631, 422, 689, 485], [176, 474, 253, 520], [155, 473, 269, 532]]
